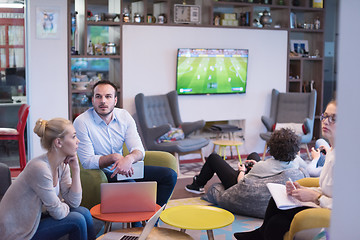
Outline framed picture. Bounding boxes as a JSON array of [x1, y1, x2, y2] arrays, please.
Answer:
[[36, 7, 60, 39], [290, 40, 309, 54]]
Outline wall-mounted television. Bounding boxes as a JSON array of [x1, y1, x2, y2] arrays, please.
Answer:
[[176, 48, 249, 95]]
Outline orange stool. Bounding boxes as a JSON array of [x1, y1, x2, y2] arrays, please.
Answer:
[[90, 203, 161, 233]]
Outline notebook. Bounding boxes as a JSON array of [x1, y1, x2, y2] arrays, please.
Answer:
[[101, 205, 166, 240], [117, 161, 144, 181], [100, 181, 157, 214]]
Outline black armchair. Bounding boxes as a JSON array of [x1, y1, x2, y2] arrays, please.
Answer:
[[135, 91, 209, 173]]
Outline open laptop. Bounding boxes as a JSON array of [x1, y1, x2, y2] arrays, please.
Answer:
[[100, 181, 157, 213], [101, 205, 166, 240]]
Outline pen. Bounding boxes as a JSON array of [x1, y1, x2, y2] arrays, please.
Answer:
[[288, 177, 296, 190]]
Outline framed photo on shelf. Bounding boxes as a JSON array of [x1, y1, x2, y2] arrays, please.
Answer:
[[290, 40, 309, 55]]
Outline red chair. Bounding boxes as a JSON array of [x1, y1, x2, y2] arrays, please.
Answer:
[[0, 104, 30, 172]]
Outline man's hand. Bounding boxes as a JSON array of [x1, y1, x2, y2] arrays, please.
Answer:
[[110, 154, 135, 178]]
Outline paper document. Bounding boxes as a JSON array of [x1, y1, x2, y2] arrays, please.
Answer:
[[266, 183, 319, 210], [117, 161, 144, 180]]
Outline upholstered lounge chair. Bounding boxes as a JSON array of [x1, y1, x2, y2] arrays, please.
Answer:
[[260, 89, 317, 160], [283, 177, 331, 240], [135, 90, 209, 173]]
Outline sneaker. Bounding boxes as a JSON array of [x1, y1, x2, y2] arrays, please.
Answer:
[[185, 175, 205, 194]]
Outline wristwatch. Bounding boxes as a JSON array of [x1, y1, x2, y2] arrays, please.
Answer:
[[315, 194, 322, 205]]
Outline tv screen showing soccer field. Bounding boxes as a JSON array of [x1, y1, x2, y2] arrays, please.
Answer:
[[176, 48, 249, 95]]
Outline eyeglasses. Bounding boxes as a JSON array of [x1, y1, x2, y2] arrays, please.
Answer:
[[320, 113, 336, 124]]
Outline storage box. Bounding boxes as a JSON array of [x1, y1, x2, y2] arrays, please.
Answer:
[[313, 0, 323, 8]]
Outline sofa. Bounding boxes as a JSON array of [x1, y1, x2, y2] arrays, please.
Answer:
[[203, 168, 309, 219]]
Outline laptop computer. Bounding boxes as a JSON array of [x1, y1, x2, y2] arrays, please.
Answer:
[[100, 181, 157, 214], [101, 205, 166, 240]]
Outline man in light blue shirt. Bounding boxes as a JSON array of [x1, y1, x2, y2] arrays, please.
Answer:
[[73, 80, 177, 207]]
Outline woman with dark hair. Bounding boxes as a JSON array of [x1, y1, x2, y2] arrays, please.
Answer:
[[234, 100, 336, 240], [186, 128, 305, 194]]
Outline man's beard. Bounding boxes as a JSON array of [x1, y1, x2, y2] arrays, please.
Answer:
[[95, 105, 114, 117]]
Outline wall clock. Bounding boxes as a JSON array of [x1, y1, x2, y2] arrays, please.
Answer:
[[174, 4, 201, 24]]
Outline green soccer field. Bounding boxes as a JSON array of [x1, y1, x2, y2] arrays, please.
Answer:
[[176, 55, 248, 94]]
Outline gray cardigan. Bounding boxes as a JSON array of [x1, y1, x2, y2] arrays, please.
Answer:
[[0, 154, 82, 240]]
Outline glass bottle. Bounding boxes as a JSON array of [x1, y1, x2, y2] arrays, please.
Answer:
[[314, 17, 320, 30]]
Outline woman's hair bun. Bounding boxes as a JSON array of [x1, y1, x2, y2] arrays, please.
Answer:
[[33, 118, 47, 137]]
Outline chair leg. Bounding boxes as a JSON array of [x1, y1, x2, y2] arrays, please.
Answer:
[[304, 144, 311, 160], [199, 149, 205, 163], [18, 137, 26, 170], [174, 152, 181, 176], [262, 143, 267, 161]]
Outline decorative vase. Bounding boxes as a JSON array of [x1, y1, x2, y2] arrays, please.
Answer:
[[260, 10, 272, 28]]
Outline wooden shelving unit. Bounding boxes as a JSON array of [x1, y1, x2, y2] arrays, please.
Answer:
[[68, 0, 325, 138]]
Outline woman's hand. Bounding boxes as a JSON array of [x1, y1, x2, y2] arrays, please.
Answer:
[[286, 181, 302, 195], [311, 147, 321, 160], [291, 188, 322, 204], [64, 155, 79, 171]]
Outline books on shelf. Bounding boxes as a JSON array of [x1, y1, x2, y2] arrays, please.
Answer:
[[266, 183, 319, 210]]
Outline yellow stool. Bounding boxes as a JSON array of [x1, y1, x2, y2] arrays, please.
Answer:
[[160, 205, 234, 240], [212, 139, 243, 164]]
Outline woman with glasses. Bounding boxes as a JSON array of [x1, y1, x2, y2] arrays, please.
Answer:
[[305, 110, 335, 177], [234, 100, 336, 240]]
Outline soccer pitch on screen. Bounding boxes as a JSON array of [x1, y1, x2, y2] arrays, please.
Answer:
[[176, 55, 248, 95]]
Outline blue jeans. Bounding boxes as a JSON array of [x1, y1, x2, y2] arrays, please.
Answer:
[[31, 206, 96, 240], [105, 165, 177, 206]]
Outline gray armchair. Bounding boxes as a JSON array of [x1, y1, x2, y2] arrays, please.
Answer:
[[260, 89, 317, 160], [135, 90, 209, 173]]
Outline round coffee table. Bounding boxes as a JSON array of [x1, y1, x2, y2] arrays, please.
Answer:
[[96, 227, 194, 240], [160, 205, 234, 240], [90, 204, 161, 233], [212, 139, 243, 163]]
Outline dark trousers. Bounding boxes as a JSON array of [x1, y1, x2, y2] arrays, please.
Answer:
[[105, 165, 177, 207], [258, 198, 311, 240], [196, 153, 239, 189]]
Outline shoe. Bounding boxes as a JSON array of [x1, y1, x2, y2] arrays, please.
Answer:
[[234, 228, 262, 240], [185, 175, 205, 194]]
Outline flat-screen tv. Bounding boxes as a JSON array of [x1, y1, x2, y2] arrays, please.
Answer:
[[176, 48, 249, 95]]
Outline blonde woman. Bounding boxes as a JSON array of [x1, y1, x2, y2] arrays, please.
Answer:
[[0, 118, 95, 240]]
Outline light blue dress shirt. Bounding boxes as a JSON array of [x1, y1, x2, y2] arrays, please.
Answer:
[[73, 107, 145, 174]]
